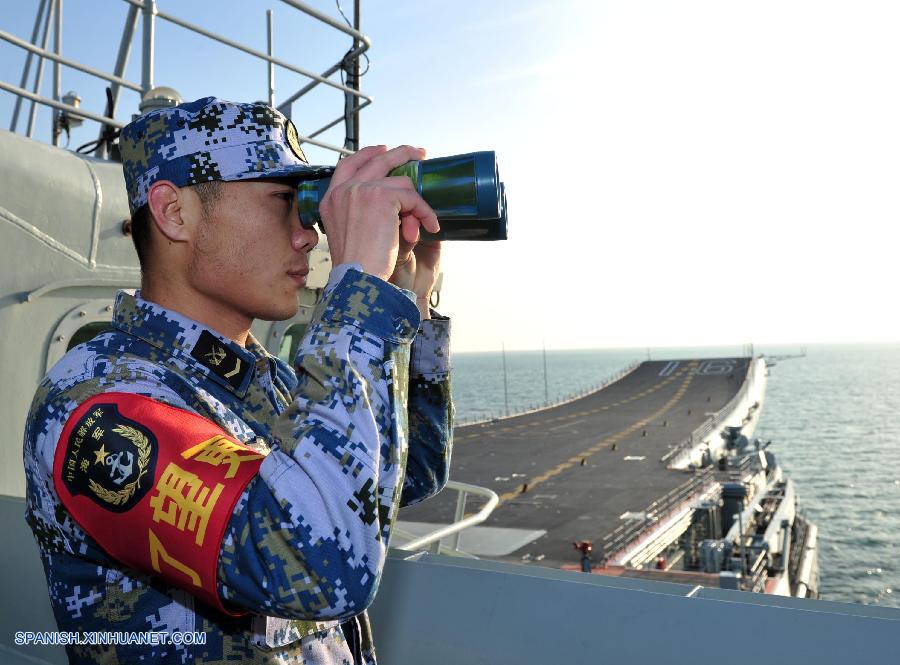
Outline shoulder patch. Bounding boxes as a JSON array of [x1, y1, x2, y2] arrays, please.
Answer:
[[191, 330, 251, 390], [53, 393, 266, 616]]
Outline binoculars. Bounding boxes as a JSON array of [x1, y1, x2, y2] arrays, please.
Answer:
[[297, 151, 508, 241]]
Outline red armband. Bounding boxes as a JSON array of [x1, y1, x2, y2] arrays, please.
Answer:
[[53, 393, 265, 616]]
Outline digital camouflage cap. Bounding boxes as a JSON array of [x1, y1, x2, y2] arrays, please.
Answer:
[[119, 96, 332, 213]]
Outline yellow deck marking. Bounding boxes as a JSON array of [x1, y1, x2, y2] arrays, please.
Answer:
[[496, 362, 699, 505], [456, 366, 690, 444]]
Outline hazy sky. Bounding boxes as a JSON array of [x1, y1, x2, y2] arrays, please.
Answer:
[[3, 0, 900, 352]]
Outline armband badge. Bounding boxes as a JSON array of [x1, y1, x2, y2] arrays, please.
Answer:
[[54, 393, 265, 615], [60, 403, 157, 513]]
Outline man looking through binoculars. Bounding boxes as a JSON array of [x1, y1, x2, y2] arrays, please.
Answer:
[[23, 96, 453, 664]]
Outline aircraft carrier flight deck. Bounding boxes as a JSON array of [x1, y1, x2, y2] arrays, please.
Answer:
[[399, 357, 752, 569]]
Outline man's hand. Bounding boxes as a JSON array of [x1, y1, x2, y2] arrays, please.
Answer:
[[389, 239, 442, 320], [319, 145, 440, 281]]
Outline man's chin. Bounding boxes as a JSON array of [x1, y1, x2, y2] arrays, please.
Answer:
[[256, 301, 301, 323]]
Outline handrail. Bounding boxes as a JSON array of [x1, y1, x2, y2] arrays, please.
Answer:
[[1, 80, 352, 156], [305, 99, 373, 140], [23, 0, 54, 137], [8, 0, 48, 132], [0, 81, 124, 128], [397, 481, 499, 553], [121, 0, 370, 100], [294, 133, 355, 156], [0, 29, 143, 92], [279, 0, 370, 43], [3, 0, 372, 156], [601, 468, 716, 561], [275, 0, 372, 111]]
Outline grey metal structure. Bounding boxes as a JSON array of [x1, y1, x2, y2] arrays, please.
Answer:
[[370, 551, 900, 665], [2, 3, 899, 664]]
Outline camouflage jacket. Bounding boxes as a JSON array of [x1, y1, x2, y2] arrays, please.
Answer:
[[23, 265, 453, 664]]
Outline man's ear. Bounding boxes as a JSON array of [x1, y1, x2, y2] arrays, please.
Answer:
[[147, 180, 196, 243]]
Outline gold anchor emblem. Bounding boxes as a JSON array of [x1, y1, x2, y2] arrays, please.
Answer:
[[285, 120, 307, 163], [205, 346, 226, 367]]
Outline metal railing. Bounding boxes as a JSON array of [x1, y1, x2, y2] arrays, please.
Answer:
[[660, 357, 758, 467], [4, 0, 370, 155], [455, 361, 641, 427], [0, 80, 127, 128], [601, 468, 717, 563], [740, 547, 770, 593], [395, 481, 499, 556]]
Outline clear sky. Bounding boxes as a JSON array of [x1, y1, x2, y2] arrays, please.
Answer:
[[3, 0, 900, 352]]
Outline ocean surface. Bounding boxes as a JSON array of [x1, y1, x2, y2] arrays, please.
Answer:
[[451, 344, 900, 608]]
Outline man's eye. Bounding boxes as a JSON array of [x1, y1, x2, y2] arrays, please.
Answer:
[[276, 192, 294, 202]]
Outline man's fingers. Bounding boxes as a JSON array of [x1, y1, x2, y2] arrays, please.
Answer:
[[329, 145, 389, 187], [330, 176, 436, 231], [398, 217, 417, 255], [399, 214, 420, 246], [413, 240, 441, 274], [353, 145, 426, 183], [392, 188, 440, 235], [319, 144, 438, 281]]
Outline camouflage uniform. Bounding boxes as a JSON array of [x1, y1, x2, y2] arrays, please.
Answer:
[[23, 97, 453, 664]]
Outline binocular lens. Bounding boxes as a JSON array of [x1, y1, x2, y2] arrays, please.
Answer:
[[297, 178, 330, 230]]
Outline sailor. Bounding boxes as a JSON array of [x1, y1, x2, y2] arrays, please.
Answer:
[[23, 97, 453, 664], [573, 540, 593, 572]]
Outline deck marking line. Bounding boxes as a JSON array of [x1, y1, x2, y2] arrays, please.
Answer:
[[496, 362, 699, 504], [456, 365, 689, 445]]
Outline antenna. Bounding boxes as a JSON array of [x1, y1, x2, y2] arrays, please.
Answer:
[[542, 339, 549, 404], [502, 342, 509, 416]]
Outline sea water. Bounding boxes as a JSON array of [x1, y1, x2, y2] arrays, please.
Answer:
[[450, 343, 900, 608]]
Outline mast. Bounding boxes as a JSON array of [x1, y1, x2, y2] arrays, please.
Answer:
[[343, 0, 361, 152]]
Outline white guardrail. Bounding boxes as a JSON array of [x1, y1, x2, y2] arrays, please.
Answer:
[[395, 481, 499, 556]]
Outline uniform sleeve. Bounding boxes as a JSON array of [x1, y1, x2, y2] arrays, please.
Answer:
[[401, 313, 453, 507], [217, 265, 421, 620], [27, 342, 271, 617]]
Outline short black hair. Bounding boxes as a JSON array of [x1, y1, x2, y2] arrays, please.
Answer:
[[128, 181, 222, 273]]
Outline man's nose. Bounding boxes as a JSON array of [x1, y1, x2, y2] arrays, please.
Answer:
[[292, 224, 318, 253]]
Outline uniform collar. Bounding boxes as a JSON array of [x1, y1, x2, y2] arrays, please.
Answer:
[[111, 289, 262, 398]]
